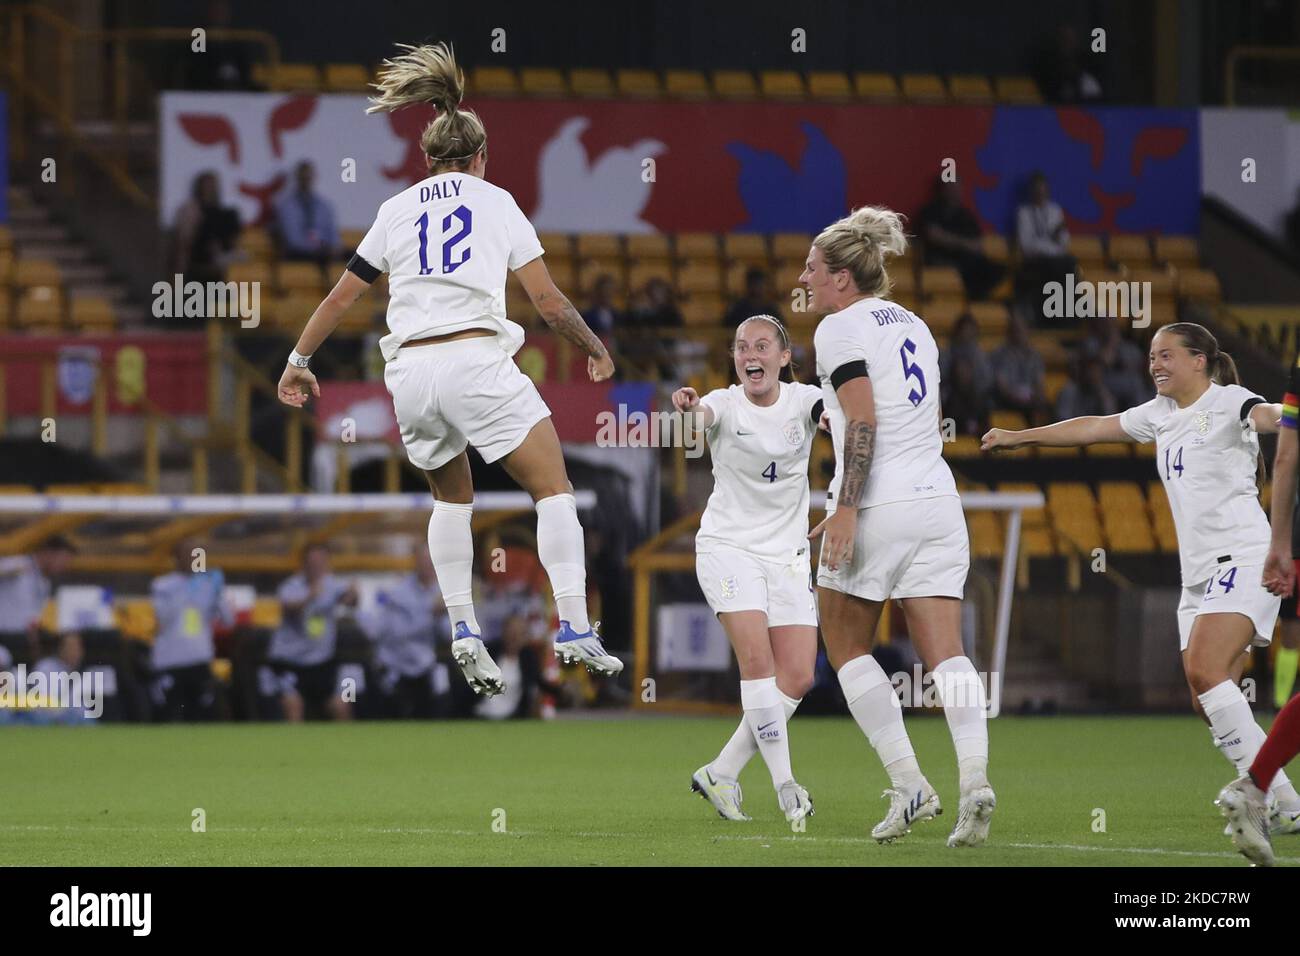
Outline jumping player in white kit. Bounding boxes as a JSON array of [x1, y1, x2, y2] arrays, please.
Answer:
[[803, 206, 994, 848], [983, 322, 1300, 837], [673, 315, 823, 823], [277, 42, 622, 696]]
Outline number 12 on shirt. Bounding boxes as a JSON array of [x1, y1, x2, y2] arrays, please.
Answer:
[[415, 205, 473, 275]]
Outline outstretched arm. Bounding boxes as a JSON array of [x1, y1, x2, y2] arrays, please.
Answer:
[[514, 257, 614, 381], [278, 269, 372, 407], [1266, 424, 1299, 597], [982, 414, 1130, 451]]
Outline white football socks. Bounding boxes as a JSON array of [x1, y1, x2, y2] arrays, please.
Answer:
[[739, 677, 792, 788], [711, 689, 801, 780], [1200, 679, 1300, 812], [535, 493, 591, 632], [932, 655, 990, 793], [838, 653, 923, 789], [428, 501, 478, 635]]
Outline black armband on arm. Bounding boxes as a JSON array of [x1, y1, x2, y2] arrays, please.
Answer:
[[347, 253, 381, 284], [809, 399, 825, 428], [830, 360, 869, 391], [1240, 397, 1263, 422]]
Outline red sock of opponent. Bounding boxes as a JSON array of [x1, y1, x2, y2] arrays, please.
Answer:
[[1251, 694, 1300, 791]]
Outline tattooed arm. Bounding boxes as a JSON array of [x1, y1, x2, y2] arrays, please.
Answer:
[[515, 257, 615, 381], [809, 370, 876, 570]]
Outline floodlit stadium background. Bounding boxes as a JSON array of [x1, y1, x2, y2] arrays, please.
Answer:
[[2, 0, 1300, 727]]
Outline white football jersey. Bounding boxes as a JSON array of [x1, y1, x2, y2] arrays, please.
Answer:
[[1120, 382, 1268, 586], [355, 172, 545, 361], [814, 298, 957, 511], [696, 382, 823, 563]]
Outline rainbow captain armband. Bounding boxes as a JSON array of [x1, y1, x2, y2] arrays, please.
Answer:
[[1282, 393, 1299, 430]]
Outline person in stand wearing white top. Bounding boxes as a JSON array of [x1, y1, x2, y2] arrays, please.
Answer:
[[672, 315, 823, 823], [276, 43, 621, 696], [983, 322, 1300, 839], [803, 206, 994, 848]]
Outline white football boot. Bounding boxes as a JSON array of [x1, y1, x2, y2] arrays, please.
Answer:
[[947, 785, 997, 847], [778, 780, 815, 823], [554, 621, 624, 676], [872, 778, 942, 843], [691, 766, 750, 821], [450, 623, 505, 697], [1217, 776, 1274, 867]]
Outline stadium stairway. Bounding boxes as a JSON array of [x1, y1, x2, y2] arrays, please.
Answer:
[[5, 184, 149, 329]]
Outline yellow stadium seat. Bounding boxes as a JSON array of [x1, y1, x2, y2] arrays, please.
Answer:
[[665, 70, 710, 99], [771, 233, 814, 261], [1107, 235, 1153, 269], [674, 233, 720, 263], [16, 292, 63, 330], [967, 301, 1009, 336], [901, 74, 948, 103], [578, 260, 626, 295], [808, 71, 852, 100], [628, 261, 674, 291], [921, 266, 964, 299], [1044, 371, 1069, 403], [569, 68, 614, 97], [967, 511, 1004, 558], [323, 63, 372, 92], [625, 233, 671, 263], [616, 69, 662, 98], [1155, 235, 1199, 268], [948, 74, 994, 104], [680, 298, 724, 325], [1048, 482, 1105, 553], [677, 263, 722, 296], [471, 67, 519, 96], [990, 410, 1029, 431], [271, 64, 322, 91], [1068, 236, 1106, 271], [13, 258, 61, 292], [944, 435, 983, 459], [70, 297, 115, 333], [1086, 442, 1132, 458], [760, 71, 805, 100], [1125, 268, 1176, 298], [925, 299, 965, 336], [277, 262, 325, 296], [980, 233, 1010, 263], [0, 224, 12, 253], [722, 234, 769, 263], [576, 233, 623, 259], [1177, 269, 1222, 303], [890, 270, 917, 299], [994, 75, 1043, 104], [853, 72, 901, 102], [227, 261, 272, 288], [771, 259, 807, 298], [713, 70, 758, 99], [339, 228, 366, 253], [520, 68, 567, 96]]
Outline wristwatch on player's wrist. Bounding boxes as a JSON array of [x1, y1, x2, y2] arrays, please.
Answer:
[[287, 350, 311, 368]]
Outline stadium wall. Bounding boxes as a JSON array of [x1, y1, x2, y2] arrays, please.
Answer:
[[159, 94, 1201, 236]]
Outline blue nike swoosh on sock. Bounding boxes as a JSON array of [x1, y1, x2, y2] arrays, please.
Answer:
[[756, 721, 776, 731]]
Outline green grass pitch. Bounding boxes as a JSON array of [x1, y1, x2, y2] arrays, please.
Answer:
[[2, 714, 1286, 866]]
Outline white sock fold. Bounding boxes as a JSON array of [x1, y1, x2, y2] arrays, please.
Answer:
[[1199, 680, 1300, 814], [711, 690, 801, 779], [932, 655, 989, 792], [535, 493, 590, 632], [428, 502, 478, 634], [740, 676, 792, 788], [838, 653, 922, 789]]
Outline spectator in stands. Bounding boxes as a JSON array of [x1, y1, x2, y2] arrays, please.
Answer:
[[989, 312, 1051, 423], [631, 277, 683, 328], [940, 312, 994, 436], [367, 546, 449, 719], [149, 539, 231, 722], [918, 177, 1005, 300], [724, 268, 783, 328], [186, 0, 255, 91], [1078, 315, 1148, 409], [584, 274, 624, 337], [0, 537, 75, 639], [274, 161, 341, 265], [171, 171, 241, 284], [30, 632, 90, 725], [1015, 172, 1077, 316], [266, 543, 358, 722], [1055, 354, 1119, 419]]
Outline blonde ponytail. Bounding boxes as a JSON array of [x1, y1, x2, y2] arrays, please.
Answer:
[[813, 206, 908, 298], [368, 42, 487, 171]]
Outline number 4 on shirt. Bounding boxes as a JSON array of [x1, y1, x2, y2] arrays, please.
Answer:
[[762, 461, 777, 483]]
